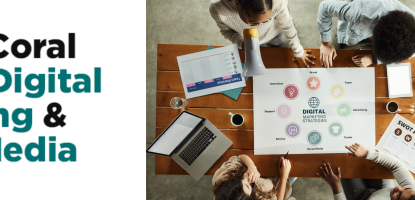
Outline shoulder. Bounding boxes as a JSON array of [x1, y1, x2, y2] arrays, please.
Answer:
[[209, 0, 236, 16]]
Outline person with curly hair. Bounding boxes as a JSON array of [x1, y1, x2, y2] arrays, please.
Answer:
[[209, 0, 315, 68], [317, 0, 415, 68], [317, 143, 415, 200], [213, 154, 296, 200]]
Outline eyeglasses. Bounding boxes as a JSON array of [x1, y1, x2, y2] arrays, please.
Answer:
[[241, 9, 271, 27]]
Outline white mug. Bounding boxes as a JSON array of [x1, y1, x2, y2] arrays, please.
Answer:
[[228, 112, 244, 127], [386, 101, 401, 113]]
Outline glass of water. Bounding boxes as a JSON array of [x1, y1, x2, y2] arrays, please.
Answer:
[[170, 97, 188, 109]]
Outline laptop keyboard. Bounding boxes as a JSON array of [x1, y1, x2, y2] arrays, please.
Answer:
[[178, 127, 217, 166]]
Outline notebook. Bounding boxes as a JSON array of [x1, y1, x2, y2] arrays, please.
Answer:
[[206, 46, 249, 100], [386, 63, 413, 98]]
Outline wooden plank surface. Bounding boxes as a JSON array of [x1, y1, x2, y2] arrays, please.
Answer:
[[157, 43, 415, 77], [157, 71, 415, 98], [155, 43, 415, 178], [157, 91, 415, 113], [156, 107, 415, 132], [155, 150, 415, 179]]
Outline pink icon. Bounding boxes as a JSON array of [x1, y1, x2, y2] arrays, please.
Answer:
[[277, 104, 291, 118], [283, 84, 299, 100]]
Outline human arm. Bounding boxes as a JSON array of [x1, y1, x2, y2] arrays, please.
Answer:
[[276, 157, 290, 200], [346, 143, 415, 188], [317, 163, 344, 200], [209, 4, 244, 48], [317, 0, 354, 67], [351, 54, 373, 68], [240, 154, 260, 183], [274, 0, 315, 67]]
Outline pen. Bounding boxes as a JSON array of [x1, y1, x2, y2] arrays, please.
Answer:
[[280, 151, 289, 168]]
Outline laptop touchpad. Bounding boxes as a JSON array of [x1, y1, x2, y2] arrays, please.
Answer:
[[201, 148, 219, 165]]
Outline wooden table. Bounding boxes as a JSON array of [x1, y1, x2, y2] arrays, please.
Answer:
[[155, 43, 415, 179]]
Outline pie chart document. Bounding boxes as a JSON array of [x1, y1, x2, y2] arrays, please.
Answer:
[[253, 68, 375, 155]]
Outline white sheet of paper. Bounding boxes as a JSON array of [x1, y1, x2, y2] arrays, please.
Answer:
[[393, 141, 410, 159], [177, 44, 246, 99], [384, 134, 400, 153], [388, 64, 411, 96], [376, 114, 415, 175], [403, 147, 415, 165], [254, 68, 375, 154]]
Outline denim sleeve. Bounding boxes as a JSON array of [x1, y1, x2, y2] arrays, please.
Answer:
[[317, 0, 354, 42]]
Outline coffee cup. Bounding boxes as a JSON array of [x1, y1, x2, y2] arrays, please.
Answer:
[[386, 101, 401, 113], [228, 112, 244, 127]]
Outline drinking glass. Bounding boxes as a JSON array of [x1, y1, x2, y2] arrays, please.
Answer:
[[170, 97, 188, 109]]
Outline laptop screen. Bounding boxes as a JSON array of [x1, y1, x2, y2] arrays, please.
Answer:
[[147, 112, 204, 156]]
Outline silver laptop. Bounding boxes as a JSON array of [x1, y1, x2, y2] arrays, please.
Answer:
[[147, 111, 232, 181]]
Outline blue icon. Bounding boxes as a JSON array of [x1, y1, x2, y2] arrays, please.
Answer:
[[308, 97, 320, 108]]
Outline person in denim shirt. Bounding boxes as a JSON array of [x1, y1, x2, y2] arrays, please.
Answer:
[[317, 0, 415, 68]]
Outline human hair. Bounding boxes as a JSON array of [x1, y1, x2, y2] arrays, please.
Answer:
[[409, 194, 415, 200], [234, 0, 272, 16], [214, 178, 253, 200], [213, 164, 279, 200], [372, 10, 415, 64]]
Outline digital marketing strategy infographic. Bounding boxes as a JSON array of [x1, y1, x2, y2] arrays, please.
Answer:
[[0, 1, 140, 199], [254, 68, 375, 155]]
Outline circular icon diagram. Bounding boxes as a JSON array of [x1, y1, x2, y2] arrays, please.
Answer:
[[277, 104, 292, 118], [306, 76, 321, 90], [328, 122, 344, 137], [308, 97, 320, 108], [285, 123, 301, 138], [307, 131, 322, 146], [395, 128, 403, 136], [330, 84, 344, 98], [405, 135, 412, 142], [283, 84, 299, 100], [336, 103, 351, 117]]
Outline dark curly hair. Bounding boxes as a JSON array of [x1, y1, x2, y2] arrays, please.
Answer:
[[372, 10, 415, 64]]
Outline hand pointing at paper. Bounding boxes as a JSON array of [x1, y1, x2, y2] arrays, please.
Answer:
[[345, 143, 368, 158]]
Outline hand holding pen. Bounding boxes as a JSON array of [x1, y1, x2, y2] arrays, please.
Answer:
[[279, 151, 291, 178]]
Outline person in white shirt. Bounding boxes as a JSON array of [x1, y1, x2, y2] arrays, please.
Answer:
[[317, 143, 415, 200], [209, 0, 315, 67]]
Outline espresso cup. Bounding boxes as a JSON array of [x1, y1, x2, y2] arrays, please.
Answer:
[[386, 101, 401, 113], [228, 112, 244, 127]]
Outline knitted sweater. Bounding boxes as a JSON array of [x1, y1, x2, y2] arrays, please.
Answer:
[[334, 150, 415, 200], [212, 155, 291, 200], [209, 0, 304, 58]]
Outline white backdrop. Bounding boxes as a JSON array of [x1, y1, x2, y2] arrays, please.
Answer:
[[0, 1, 140, 199]]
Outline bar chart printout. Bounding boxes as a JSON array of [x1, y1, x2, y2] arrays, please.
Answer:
[[177, 44, 246, 99]]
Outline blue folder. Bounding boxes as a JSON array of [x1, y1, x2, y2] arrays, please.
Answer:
[[206, 46, 249, 100]]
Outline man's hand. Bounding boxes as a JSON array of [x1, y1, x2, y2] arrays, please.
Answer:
[[293, 50, 315, 68], [352, 54, 373, 68], [345, 143, 368, 158], [320, 41, 337, 68], [279, 157, 291, 178], [317, 163, 342, 194], [245, 166, 260, 183]]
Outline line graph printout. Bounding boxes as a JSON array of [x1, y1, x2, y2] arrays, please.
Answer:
[[253, 68, 375, 155], [177, 44, 246, 99]]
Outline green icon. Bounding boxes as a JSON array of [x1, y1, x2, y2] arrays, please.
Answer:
[[329, 122, 343, 137], [336, 103, 351, 117], [307, 131, 322, 146]]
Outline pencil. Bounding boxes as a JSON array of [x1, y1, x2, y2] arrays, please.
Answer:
[[280, 151, 289, 168]]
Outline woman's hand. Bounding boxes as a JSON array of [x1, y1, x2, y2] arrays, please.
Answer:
[[320, 41, 337, 68], [345, 143, 368, 158], [352, 54, 373, 68], [245, 166, 260, 183], [317, 163, 342, 194], [293, 50, 315, 68], [279, 157, 291, 178]]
